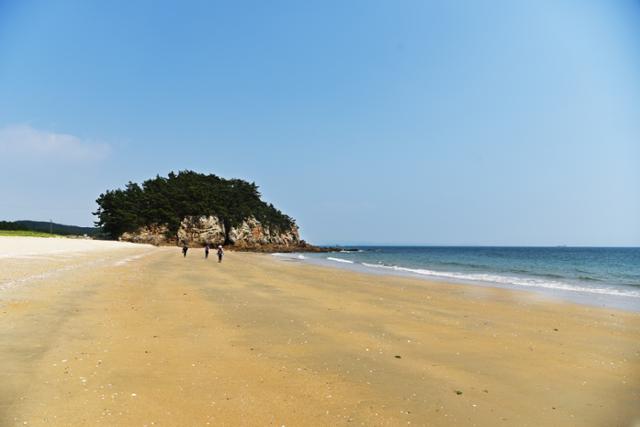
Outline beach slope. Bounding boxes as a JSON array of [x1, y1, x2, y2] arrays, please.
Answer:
[[0, 242, 638, 426]]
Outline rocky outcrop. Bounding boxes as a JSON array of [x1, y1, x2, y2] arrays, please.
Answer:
[[120, 215, 315, 251], [228, 217, 300, 248], [177, 216, 226, 245], [120, 224, 170, 246]]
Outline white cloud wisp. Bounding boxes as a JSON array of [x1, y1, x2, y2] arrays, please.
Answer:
[[0, 124, 110, 162]]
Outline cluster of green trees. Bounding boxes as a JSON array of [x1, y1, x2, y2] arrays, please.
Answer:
[[0, 221, 31, 231], [94, 171, 295, 241]]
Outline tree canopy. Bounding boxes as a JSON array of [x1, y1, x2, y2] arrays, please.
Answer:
[[94, 171, 295, 240]]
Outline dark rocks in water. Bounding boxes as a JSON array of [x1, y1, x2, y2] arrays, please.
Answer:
[[120, 214, 304, 250]]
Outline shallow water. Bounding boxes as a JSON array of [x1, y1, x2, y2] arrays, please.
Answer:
[[277, 247, 640, 311]]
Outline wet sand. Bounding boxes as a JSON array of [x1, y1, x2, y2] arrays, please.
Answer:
[[1, 242, 639, 426]]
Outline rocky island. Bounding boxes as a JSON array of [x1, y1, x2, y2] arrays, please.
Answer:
[[94, 171, 323, 252]]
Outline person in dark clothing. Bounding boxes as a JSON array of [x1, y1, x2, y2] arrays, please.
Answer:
[[205, 244, 210, 259], [182, 244, 188, 257], [217, 245, 224, 263]]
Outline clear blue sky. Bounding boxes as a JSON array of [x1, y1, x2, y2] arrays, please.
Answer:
[[0, 0, 638, 246]]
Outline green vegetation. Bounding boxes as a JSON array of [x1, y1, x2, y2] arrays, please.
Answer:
[[0, 230, 63, 238], [94, 171, 295, 241], [0, 220, 98, 236]]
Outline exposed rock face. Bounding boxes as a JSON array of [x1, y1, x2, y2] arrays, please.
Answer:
[[120, 215, 308, 251], [228, 217, 300, 248], [177, 216, 226, 245], [120, 224, 170, 246]]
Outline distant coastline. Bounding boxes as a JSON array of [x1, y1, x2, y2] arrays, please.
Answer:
[[0, 220, 99, 237]]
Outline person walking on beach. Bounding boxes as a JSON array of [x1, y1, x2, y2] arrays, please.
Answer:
[[204, 244, 210, 259], [182, 243, 188, 257], [217, 245, 224, 263]]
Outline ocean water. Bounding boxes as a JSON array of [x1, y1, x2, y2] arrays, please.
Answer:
[[276, 247, 640, 311]]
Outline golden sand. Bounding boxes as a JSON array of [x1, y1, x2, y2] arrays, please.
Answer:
[[1, 246, 639, 426]]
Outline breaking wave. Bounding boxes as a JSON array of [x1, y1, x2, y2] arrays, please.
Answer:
[[359, 263, 640, 298], [327, 257, 355, 264], [272, 253, 306, 260]]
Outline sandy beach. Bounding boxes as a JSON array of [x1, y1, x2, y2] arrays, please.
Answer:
[[1, 238, 638, 426]]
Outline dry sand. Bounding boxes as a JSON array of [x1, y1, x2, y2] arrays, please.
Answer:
[[0, 236, 152, 259], [0, 238, 639, 426]]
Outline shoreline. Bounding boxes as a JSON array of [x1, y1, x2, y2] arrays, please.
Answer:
[[1, 243, 639, 425], [276, 251, 640, 313]]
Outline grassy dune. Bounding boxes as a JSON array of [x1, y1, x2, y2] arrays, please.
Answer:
[[0, 230, 62, 238]]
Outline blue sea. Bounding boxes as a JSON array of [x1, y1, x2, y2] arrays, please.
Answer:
[[276, 247, 640, 311]]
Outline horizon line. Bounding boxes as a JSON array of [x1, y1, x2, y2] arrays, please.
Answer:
[[315, 243, 640, 248]]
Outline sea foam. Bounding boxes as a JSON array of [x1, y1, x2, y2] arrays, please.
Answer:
[[327, 257, 354, 264], [360, 263, 640, 298], [272, 253, 306, 260]]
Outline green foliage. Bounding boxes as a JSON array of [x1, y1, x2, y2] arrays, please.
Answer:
[[0, 220, 98, 236], [94, 171, 295, 240], [0, 221, 25, 231]]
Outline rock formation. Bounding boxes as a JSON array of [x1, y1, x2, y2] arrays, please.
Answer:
[[177, 216, 226, 246], [99, 171, 329, 251], [120, 224, 171, 246], [119, 215, 320, 251]]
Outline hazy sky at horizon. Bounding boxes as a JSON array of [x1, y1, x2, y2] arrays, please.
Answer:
[[1, 0, 639, 245]]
